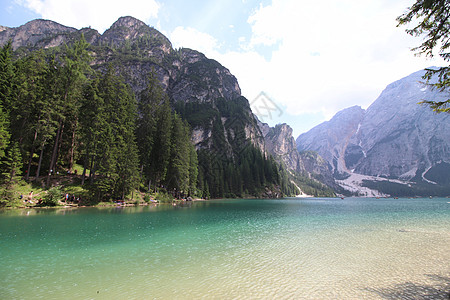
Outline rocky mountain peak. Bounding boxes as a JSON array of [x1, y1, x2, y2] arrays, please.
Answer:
[[100, 16, 172, 50], [297, 69, 450, 196], [0, 19, 76, 50], [258, 121, 305, 173], [109, 16, 147, 30]]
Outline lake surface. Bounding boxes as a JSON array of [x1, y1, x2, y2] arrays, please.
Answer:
[[1, 198, 449, 299]]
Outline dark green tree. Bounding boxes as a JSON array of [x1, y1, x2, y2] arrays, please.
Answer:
[[149, 98, 172, 190], [188, 143, 199, 196], [0, 107, 9, 160], [136, 70, 163, 191], [91, 65, 139, 201], [397, 0, 450, 113], [166, 113, 190, 197], [79, 74, 106, 185], [46, 36, 91, 186], [0, 41, 13, 159]]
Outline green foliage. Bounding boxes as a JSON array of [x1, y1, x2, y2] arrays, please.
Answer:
[[0, 106, 9, 159], [397, 0, 450, 113], [290, 172, 336, 197], [155, 191, 173, 203], [0, 41, 13, 159], [1, 142, 22, 183], [422, 162, 450, 185], [41, 186, 63, 206]]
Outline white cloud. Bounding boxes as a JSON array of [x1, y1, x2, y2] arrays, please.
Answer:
[[17, 0, 160, 33], [222, 0, 446, 121], [170, 26, 220, 55]]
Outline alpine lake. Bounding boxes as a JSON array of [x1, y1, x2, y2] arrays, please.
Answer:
[[1, 197, 449, 299]]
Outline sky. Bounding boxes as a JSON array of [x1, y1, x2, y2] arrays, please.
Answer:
[[1, 0, 446, 137]]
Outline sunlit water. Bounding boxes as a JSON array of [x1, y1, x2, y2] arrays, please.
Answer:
[[1, 198, 449, 299]]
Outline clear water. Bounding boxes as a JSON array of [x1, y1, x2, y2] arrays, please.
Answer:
[[1, 198, 449, 299]]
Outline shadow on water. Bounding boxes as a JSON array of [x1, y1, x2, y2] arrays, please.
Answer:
[[366, 274, 450, 299]]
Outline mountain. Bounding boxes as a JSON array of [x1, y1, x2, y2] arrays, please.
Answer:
[[0, 17, 261, 152], [297, 69, 450, 197], [258, 121, 337, 196], [1, 16, 334, 198]]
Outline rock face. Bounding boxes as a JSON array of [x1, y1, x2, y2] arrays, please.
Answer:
[[258, 120, 337, 191], [297, 105, 365, 177], [297, 69, 450, 195], [0, 19, 78, 50], [258, 121, 304, 172]]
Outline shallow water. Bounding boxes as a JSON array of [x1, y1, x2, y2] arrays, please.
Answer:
[[1, 198, 449, 299]]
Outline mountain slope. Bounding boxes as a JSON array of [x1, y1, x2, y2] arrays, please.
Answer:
[[258, 121, 337, 196], [297, 69, 450, 196]]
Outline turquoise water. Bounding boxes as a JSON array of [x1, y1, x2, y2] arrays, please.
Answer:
[[1, 198, 449, 299]]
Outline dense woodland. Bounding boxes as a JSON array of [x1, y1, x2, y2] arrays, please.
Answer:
[[0, 36, 298, 205]]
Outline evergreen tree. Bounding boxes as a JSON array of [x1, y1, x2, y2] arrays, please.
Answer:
[[136, 70, 163, 190], [79, 74, 107, 185], [0, 41, 13, 159], [166, 113, 190, 197], [188, 144, 199, 196], [91, 65, 140, 200], [397, 0, 450, 113], [0, 41, 15, 113], [149, 98, 172, 190], [0, 106, 9, 160], [46, 36, 91, 185]]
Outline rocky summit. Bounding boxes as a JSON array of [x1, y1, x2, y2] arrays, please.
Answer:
[[297, 69, 450, 197]]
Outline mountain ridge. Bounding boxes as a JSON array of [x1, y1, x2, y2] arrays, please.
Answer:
[[297, 69, 450, 196]]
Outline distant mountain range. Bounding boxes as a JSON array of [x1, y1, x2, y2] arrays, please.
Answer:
[[297, 70, 450, 197]]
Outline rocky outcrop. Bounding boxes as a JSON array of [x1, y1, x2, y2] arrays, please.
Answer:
[[0, 19, 77, 50], [258, 121, 305, 172], [258, 120, 337, 191]]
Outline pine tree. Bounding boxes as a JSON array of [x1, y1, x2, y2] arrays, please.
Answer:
[[136, 70, 163, 190], [0, 41, 13, 160], [188, 143, 199, 196], [166, 113, 190, 197], [46, 36, 91, 186], [90, 65, 139, 201], [149, 98, 172, 190]]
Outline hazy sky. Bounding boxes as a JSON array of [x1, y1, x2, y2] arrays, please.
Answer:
[[1, 0, 446, 137]]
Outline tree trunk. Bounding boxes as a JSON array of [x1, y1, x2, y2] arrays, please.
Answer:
[[25, 129, 38, 181], [81, 146, 89, 186], [46, 120, 63, 187], [68, 118, 77, 173], [90, 158, 97, 185], [35, 142, 45, 182]]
